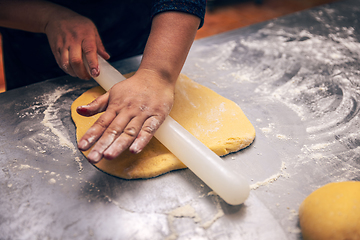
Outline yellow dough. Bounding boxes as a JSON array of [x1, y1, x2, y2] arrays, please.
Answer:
[[299, 181, 360, 240], [71, 74, 255, 179]]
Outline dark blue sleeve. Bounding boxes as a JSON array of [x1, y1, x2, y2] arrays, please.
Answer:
[[151, 0, 206, 28]]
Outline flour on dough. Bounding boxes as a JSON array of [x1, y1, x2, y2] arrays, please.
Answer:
[[71, 74, 255, 179]]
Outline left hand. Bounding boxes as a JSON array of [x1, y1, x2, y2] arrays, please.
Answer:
[[44, 8, 110, 79], [76, 69, 175, 163]]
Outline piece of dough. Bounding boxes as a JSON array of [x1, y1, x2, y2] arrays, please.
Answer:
[[71, 74, 255, 179], [299, 181, 360, 240]]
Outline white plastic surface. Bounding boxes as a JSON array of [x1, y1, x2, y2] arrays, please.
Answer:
[[90, 55, 250, 205], [155, 117, 250, 205], [92, 55, 126, 91]]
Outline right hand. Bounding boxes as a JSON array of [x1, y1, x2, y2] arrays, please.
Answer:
[[44, 10, 110, 79], [76, 69, 176, 163]]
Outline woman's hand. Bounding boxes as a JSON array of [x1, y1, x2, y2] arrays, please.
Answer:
[[76, 69, 175, 163], [0, 0, 110, 79], [44, 9, 110, 79]]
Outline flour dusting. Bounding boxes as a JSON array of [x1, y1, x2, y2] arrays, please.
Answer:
[[196, 20, 360, 184], [250, 162, 288, 190], [41, 88, 77, 153], [200, 199, 224, 229]]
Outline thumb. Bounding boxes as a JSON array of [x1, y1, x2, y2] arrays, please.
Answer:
[[76, 92, 110, 116]]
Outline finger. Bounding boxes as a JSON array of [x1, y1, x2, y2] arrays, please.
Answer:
[[47, 32, 64, 70], [129, 116, 163, 154], [83, 38, 100, 78], [69, 44, 91, 80], [60, 47, 77, 77], [103, 117, 146, 160], [76, 92, 110, 116], [49, 41, 62, 69], [86, 110, 136, 163], [98, 50, 110, 61], [77, 109, 117, 152]]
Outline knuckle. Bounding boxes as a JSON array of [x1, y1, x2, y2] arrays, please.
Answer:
[[89, 97, 99, 107], [142, 125, 156, 135], [139, 105, 148, 112], [124, 101, 134, 110], [82, 44, 96, 55], [142, 118, 162, 135], [123, 127, 137, 138], [69, 56, 82, 67], [107, 128, 120, 137], [94, 118, 108, 130]]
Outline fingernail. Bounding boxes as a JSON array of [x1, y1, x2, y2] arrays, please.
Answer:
[[77, 105, 90, 115], [78, 139, 89, 150], [130, 147, 141, 154], [88, 150, 102, 163], [130, 142, 142, 154], [91, 67, 100, 77]]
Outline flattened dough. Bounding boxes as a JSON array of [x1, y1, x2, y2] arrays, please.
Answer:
[[71, 74, 255, 179]]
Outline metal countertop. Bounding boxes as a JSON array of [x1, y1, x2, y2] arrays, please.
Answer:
[[1, 0, 360, 239]]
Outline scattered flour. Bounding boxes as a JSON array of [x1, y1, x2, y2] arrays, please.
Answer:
[[168, 204, 202, 223], [166, 204, 202, 240], [276, 134, 291, 140], [250, 162, 288, 190], [166, 198, 225, 239], [207, 191, 218, 196], [17, 164, 40, 171], [41, 88, 77, 153], [288, 208, 299, 221], [260, 123, 275, 134], [307, 142, 331, 151], [15, 86, 79, 160], [48, 178, 56, 184], [260, 127, 272, 134], [200, 200, 224, 229], [74, 157, 84, 173]]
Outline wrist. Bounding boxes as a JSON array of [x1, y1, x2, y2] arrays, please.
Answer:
[[43, 5, 80, 33], [135, 67, 178, 89]]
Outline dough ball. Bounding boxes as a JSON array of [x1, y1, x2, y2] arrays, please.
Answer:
[[299, 181, 360, 240]]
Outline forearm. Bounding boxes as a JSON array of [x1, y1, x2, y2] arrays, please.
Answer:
[[0, 0, 75, 33], [138, 11, 200, 86]]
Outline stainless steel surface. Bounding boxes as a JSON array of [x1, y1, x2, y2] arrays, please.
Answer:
[[1, 0, 360, 239]]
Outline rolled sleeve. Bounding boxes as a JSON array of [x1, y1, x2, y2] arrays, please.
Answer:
[[151, 0, 206, 28]]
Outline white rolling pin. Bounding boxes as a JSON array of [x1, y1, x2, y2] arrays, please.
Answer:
[[88, 55, 250, 205]]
